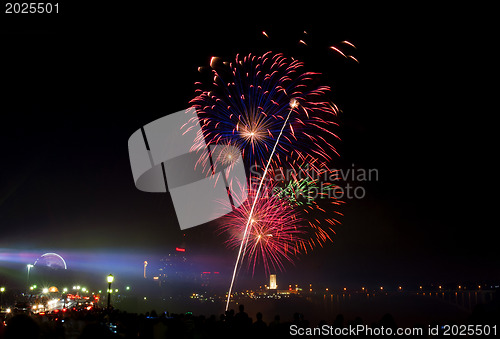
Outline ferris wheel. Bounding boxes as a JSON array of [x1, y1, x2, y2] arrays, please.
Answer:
[[33, 252, 67, 270]]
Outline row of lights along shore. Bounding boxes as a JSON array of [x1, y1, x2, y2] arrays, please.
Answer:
[[0, 274, 121, 312]]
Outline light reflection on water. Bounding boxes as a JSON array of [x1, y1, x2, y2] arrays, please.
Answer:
[[123, 290, 494, 328], [223, 291, 491, 327]]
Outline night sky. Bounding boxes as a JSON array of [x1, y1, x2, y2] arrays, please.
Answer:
[[0, 4, 497, 288]]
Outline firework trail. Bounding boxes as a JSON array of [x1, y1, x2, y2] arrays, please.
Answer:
[[187, 49, 351, 311], [224, 98, 299, 311]]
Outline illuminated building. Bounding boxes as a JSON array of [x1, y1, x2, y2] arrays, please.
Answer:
[[143, 247, 224, 294], [201, 271, 221, 289], [269, 274, 277, 290], [157, 247, 190, 282]]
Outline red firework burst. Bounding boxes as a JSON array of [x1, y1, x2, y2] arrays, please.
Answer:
[[218, 182, 305, 275]]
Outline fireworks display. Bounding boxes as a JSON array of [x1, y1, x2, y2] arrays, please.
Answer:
[[267, 155, 344, 253], [186, 42, 354, 284], [190, 52, 340, 171], [218, 182, 305, 275]]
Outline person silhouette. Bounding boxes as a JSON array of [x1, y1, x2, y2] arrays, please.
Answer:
[[251, 312, 267, 335], [5, 314, 40, 339], [234, 304, 251, 330]]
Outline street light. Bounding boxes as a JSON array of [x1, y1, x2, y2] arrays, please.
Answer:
[[0, 287, 5, 309], [26, 264, 34, 286], [107, 274, 114, 309]]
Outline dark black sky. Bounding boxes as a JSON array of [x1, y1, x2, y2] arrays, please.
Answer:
[[0, 4, 497, 287]]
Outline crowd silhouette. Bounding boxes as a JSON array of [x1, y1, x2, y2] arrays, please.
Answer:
[[0, 295, 498, 338]]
